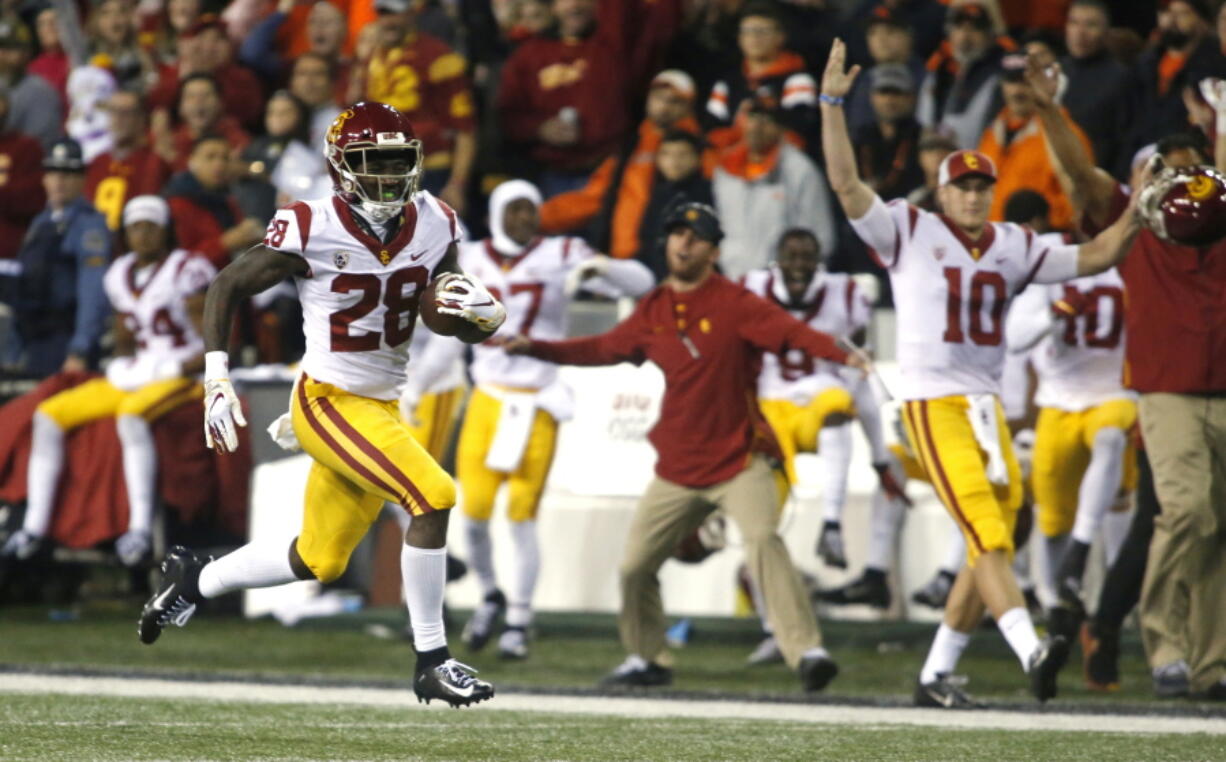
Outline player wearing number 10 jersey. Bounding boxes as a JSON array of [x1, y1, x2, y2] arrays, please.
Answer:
[[137, 102, 505, 708], [820, 39, 1142, 705]]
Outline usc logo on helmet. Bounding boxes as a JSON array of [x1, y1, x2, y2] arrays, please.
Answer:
[[1186, 174, 1217, 201], [326, 109, 356, 145], [963, 152, 980, 170]]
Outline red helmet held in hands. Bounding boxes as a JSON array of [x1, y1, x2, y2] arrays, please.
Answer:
[[325, 102, 423, 222], [1138, 165, 1226, 247]]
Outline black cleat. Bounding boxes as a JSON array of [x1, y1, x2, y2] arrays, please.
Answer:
[[462, 589, 506, 652], [1028, 635, 1070, 703], [797, 652, 839, 692], [1080, 621, 1120, 692], [599, 656, 673, 688], [914, 674, 977, 708], [911, 570, 955, 609], [816, 522, 847, 569], [815, 569, 890, 609], [138, 546, 206, 645], [1046, 603, 1084, 645], [414, 658, 494, 707]]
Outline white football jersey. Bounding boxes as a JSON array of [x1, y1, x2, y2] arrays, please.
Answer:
[[1017, 266, 1131, 412], [460, 235, 596, 390], [104, 248, 214, 367], [850, 196, 1079, 400], [264, 191, 459, 400], [742, 266, 871, 405]]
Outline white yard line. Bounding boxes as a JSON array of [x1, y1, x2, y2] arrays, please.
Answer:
[[1, 673, 1222, 736]]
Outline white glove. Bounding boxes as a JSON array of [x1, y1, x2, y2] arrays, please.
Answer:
[[1, 529, 43, 560], [266, 411, 301, 452], [115, 529, 151, 566], [1201, 77, 1226, 133], [203, 351, 247, 452], [434, 273, 507, 332], [564, 255, 611, 297]]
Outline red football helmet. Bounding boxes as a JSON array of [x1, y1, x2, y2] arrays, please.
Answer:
[[325, 102, 423, 220], [1138, 165, 1226, 247]]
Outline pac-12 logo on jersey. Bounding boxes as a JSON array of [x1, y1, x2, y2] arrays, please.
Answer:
[[334, 251, 350, 270], [933, 246, 946, 261]]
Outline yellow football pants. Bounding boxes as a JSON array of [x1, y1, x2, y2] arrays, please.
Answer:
[[1033, 399, 1139, 538], [901, 395, 1023, 566], [456, 387, 558, 523], [405, 386, 467, 461], [38, 376, 200, 429], [758, 387, 856, 484], [291, 375, 455, 583]]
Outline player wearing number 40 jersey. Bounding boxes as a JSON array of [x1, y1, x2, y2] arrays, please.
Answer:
[[137, 102, 505, 708], [405, 179, 654, 660], [2, 196, 213, 568], [820, 39, 1143, 706], [1006, 260, 1137, 643]]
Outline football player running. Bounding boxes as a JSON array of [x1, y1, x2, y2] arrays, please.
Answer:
[[2, 196, 213, 567], [820, 39, 1142, 705], [137, 103, 505, 708], [405, 179, 653, 660]]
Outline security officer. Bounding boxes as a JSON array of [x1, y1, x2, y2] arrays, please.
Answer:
[[13, 137, 111, 376]]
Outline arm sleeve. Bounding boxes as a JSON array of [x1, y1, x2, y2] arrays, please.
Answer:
[[1005, 284, 1056, 353], [585, 257, 655, 298], [263, 202, 312, 256], [538, 157, 614, 233], [1029, 243, 1080, 285], [237, 11, 287, 81], [527, 313, 646, 367], [68, 220, 112, 356], [850, 376, 890, 463], [848, 194, 908, 270], [736, 291, 850, 363]]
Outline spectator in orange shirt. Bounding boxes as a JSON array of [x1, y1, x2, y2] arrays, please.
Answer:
[[538, 70, 710, 260], [360, 0, 475, 215], [84, 90, 173, 231], [977, 53, 1091, 231]]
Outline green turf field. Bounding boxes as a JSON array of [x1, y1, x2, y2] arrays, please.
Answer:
[[3, 603, 1225, 761], [1, 692, 1223, 762]]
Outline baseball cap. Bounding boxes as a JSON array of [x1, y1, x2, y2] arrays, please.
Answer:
[[665, 201, 724, 244], [1000, 53, 1027, 82], [0, 15, 32, 49], [746, 93, 783, 119], [123, 195, 170, 228], [938, 150, 997, 186], [948, 2, 992, 30], [871, 63, 914, 94], [866, 6, 909, 32], [42, 138, 86, 172], [650, 69, 696, 101], [374, 0, 411, 13]]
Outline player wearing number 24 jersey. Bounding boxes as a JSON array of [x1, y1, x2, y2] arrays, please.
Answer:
[[137, 102, 502, 708], [820, 39, 1142, 706]]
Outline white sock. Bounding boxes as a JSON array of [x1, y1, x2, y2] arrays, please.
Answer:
[[198, 541, 297, 598], [1071, 428, 1127, 545], [1038, 533, 1069, 607], [920, 623, 972, 683], [998, 606, 1041, 669], [23, 411, 64, 537], [941, 522, 966, 574], [1102, 507, 1133, 567], [402, 544, 447, 652], [464, 518, 497, 596], [116, 415, 156, 535], [819, 424, 852, 523], [506, 520, 539, 628], [866, 466, 906, 571], [801, 646, 830, 660]]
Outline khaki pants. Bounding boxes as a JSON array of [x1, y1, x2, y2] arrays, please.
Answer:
[[618, 457, 822, 670], [1138, 393, 1226, 691]]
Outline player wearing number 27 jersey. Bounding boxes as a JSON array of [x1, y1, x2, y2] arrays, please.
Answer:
[[819, 38, 1141, 705], [138, 102, 502, 708]]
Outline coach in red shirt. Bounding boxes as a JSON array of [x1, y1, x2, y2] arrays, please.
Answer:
[[1036, 68, 1226, 699], [503, 202, 864, 691]]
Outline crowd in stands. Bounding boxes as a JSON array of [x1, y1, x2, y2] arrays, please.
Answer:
[[0, 0, 1223, 372]]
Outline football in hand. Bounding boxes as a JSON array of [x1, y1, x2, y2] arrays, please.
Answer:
[[420, 276, 493, 344]]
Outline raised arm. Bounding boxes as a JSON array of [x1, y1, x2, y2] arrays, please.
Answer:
[[1074, 197, 1142, 276], [819, 39, 877, 221], [1028, 59, 1117, 228]]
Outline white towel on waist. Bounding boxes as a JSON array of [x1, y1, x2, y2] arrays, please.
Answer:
[[966, 394, 1008, 486], [485, 392, 538, 472]]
